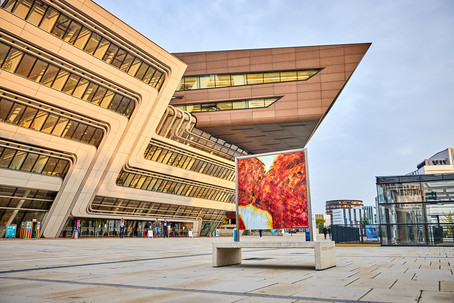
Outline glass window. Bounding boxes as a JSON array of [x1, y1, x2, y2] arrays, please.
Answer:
[[31, 155, 49, 173], [115, 97, 129, 114], [0, 99, 14, 122], [0, 42, 11, 67], [18, 106, 37, 128], [128, 57, 142, 76], [63, 21, 82, 44], [111, 48, 126, 68], [90, 128, 103, 146], [82, 83, 98, 101], [249, 99, 265, 108], [201, 103, 216, 112], [73, 26, 91, 49], [217, 102, 232, 111], [263, 72, 280, 83], [51, 13, 70, 38], [51, 69, 70, 90], [2, 0, 18, 12], [41, 157, 58, 175], [91, 86, 107, 105], [123, 100, 135, 117], [216, 74, 231, 87], [30, 110, 48, 130], [199, 75, 215, 89], [280, 71, 297, 82], [298, 70, 316, 80], [20, 153, 38, 172], [62, 74, 80, 94], [182, 77, 199, 90], [2, 47, 24, 72], [9, 150, 27, 170], [6, 103, 25, 124], [15, 53, 36, 77], [84, 32, 102, 55], [12, 0, 33, 19], [26, 1, 47, 26], [143, 67, 156, 84], [102, 44, 118, 64], [149, 70, 162, 87], [72, 78, 89, 98], [99, 90, 114, 108], [39, 6, 59, 32], [81, 126, 95, 143], [40, 64, 60, 86], [108, 94, 123, 111], [28, 59, 48, 82], [231, 74, 245, 86], [135, 62, 149, 80], [246, 73, 263, 85], [71, 123, 87, 140], [0, 148, 16, 168], [51, 159, 68, 177], [120, 53, 135, 72], [51, 116, 68, 136], [62, 120, 78, 139], [93, 38, 110, 59], [40, 113, 58, 133]]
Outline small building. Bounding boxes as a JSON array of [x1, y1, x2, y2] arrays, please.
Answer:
[[376, 148, 454, 246]]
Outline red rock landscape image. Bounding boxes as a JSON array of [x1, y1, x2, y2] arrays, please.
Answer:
[[237, 150, 309, 230]]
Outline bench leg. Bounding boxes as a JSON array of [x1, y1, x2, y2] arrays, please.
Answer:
[[212, 247, 242, 267], [314, 241, 336, 270]]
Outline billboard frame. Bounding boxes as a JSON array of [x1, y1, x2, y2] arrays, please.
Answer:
[[234, 148, 313, 242]]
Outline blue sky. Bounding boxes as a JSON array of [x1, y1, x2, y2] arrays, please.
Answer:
[[96, 0, 454, 214]]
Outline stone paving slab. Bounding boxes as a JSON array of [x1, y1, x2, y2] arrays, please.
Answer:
[[0, 237, 453, 302], [419, 290, 454, 303]]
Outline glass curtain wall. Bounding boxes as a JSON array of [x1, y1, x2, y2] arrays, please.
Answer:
[[377, 175, 454, 246]]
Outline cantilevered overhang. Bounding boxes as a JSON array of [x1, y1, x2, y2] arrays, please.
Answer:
[[171, 43, 371, 154]]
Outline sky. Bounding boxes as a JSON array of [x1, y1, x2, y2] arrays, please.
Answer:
[[95, 0, 454, 215]]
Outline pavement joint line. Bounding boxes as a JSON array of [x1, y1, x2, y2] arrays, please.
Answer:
[[0, 276, 387, 303], [388, 279, 398, 289], [357, 287, 373, 301], [416, 290, 423, 303], [344, 277, 359, 286]]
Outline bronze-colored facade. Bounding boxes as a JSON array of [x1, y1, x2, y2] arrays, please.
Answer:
[[172, 44, 371, 153]]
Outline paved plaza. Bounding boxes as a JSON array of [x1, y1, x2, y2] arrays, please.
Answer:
[[0, 236, 453, 302]]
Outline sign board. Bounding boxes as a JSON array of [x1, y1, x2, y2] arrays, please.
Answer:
[[366, 225, 379, 241], [236, 148, 310, 230]]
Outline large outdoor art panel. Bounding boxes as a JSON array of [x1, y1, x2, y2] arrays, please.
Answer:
[[237, 149, 309, 230]]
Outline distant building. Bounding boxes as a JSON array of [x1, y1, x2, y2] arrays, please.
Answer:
[[376, 148, 454, 246], [331, 206, 376, 226], [325, 200, 363, 223], [410, 148, 454, 175]]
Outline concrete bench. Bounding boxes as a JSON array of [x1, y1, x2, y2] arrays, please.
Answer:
[[212, 240, 336, 270]]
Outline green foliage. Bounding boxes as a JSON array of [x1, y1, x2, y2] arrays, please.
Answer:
[[360, 216, 370, 226], [316, 218, 326, 230]]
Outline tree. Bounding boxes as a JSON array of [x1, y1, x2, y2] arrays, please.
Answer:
[[316, 218, 326, 231], [360, 216, 370, 226], [441, 211, 454, 237]]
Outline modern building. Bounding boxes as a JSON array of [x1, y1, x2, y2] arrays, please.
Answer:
[[0, 0, 370, 238], [377, 148, 454, 246], [325, 199, 363, 222], [332, 206, 377, 226]]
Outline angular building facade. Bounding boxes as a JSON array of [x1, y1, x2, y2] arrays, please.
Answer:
[[0, 0, 370, 238]]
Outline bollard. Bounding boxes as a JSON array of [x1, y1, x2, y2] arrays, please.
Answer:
[[233, 228, 238, 242]]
